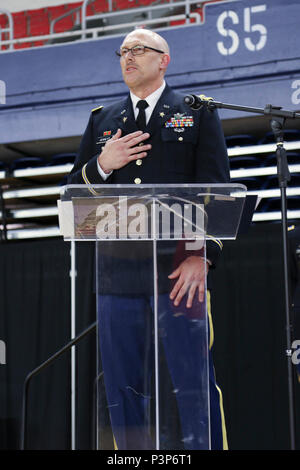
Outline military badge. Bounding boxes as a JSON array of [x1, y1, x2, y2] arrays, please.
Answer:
[[96, 130, 113, 145], [165, 113, 194, 128]]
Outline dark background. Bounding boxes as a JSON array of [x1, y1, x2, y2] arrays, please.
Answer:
[[0, 222, 299, 450]]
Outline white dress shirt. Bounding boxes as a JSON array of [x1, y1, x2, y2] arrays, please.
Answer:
[[97, 81, 166, 180]]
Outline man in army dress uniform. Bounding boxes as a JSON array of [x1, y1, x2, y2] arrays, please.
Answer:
[[68, 28, 230, 450]]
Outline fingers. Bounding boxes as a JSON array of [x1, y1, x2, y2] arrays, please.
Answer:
[[198, 280, 205, 303], [169, 278, 186, 306], [122, 131, 150, 145], [169, 268, 184, 305], [169, 272, 205, 308], [128, 144, 151, 157], [111, 128, 122, 140], [168, 268, 180, 279], [112, 130, 151, 160], [122, 130, 143, 142], [171, 281, 205, 308], [128, 133, 150, 148]]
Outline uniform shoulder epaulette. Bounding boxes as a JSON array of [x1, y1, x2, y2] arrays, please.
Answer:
[[91, 105, 103, 113]]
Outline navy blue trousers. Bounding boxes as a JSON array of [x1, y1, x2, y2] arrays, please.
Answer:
[[97, 293, 227, 450]]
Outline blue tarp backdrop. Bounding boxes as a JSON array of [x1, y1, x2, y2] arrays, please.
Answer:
[[0, 0, 299, 143]]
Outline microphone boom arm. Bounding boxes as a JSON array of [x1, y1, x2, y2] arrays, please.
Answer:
[[184, 94, 300, 120]]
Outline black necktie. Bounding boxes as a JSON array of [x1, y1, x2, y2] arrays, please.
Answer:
[[136, 100, 149, 131]]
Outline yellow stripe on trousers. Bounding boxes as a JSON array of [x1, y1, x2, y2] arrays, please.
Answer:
[[207, 290, 229, 450]]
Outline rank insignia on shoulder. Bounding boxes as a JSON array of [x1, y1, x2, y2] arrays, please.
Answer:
[[92, 105, 103, 113]]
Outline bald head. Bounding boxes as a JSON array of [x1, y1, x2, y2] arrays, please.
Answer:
[[122, 29, 170, 56]]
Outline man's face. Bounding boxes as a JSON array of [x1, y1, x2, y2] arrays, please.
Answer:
[[119, 31, 167, 92]]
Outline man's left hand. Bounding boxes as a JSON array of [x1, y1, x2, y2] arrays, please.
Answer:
[[168, 256, 209, 308]]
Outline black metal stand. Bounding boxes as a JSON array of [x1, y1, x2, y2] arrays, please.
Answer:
[[20, 320, 97, 450], [185, 94, 300, 450], [270, 117, 296, 451]]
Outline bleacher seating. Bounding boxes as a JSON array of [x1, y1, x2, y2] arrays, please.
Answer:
[[286, 152, 300, 165], [28, 9, 50, 36], [258, 128, 300, 145], [225, 134, 257, 147], [0, 2, 83, 49], [85, 0, 108, 15], [289, 172, 300, 187], [0, 161, 9, 171], [0, 13, 9, 51], [232, 176, 261, 191], [49, 4, 79, 33], [0, 0, 207, 51], [0, 126, 299, 240], [229, 155, 261, 170], [258, 151, 300, 168], [13, 12, 30, 49], [112, 0, 136, 11], [10, 156, 46, 171], [47, 153, 76, 166]]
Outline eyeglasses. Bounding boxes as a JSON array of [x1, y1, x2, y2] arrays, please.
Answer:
[[116, 44, 165, 58]]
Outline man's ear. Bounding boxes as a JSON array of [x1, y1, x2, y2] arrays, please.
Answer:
[[160, 54, 170, 72]]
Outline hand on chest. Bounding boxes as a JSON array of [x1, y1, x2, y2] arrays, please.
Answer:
[[95, 109, 198, 149]]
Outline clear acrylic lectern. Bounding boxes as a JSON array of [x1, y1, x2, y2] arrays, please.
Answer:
[[58, 183, 246, 451]]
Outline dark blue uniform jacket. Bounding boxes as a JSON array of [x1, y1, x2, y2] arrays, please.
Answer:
[[67, 84, 230, 294]]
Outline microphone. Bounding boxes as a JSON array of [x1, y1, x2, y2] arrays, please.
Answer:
[[184, 94, 214, 110]]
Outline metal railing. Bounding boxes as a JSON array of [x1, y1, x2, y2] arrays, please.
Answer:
[[20, 320, 97, 450], [0, 8, 14, 51], [0, 0, 201, 51], [81, 0, 200, 39], [50, 4, 82, 35]]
